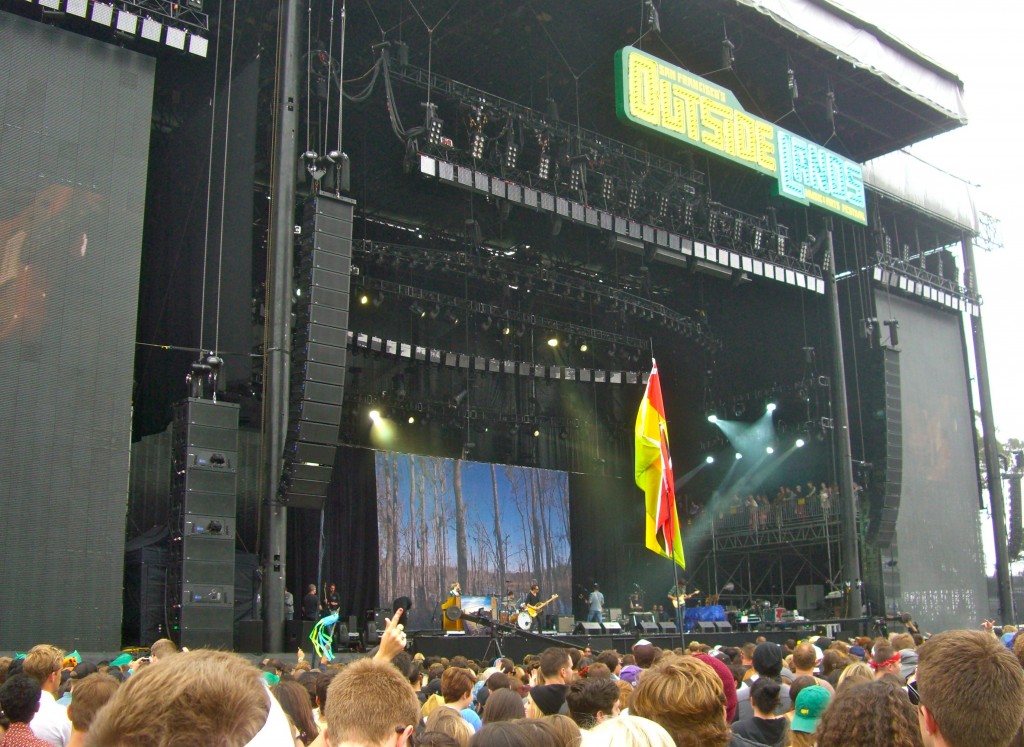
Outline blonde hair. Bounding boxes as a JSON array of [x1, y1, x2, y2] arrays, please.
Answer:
[[836, 661, 874, 692], [630, 657, 729, 747], [23, 644, 63, 684], [67, 673, 119, 732], [424, 706, 472, 747], [583, 714, 675, 747], [86, 650, 268, 747], [325, 658, 421, 746]]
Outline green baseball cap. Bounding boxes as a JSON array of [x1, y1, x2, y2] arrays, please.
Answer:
[[791, 685, 831, 733]]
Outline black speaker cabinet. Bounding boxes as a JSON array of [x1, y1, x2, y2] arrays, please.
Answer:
[[658, 621, 678, 634], [714, 622, 733, 633], [575, 621, 603, 635], [602, 622, 623, 634], [640, 621, 660, 635], [557, 616, 575, 633], [695, 621, 717, 634], [236, 620, 263, 653]]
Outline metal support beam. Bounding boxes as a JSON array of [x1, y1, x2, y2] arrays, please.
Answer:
[[261, 0, 303, 653]]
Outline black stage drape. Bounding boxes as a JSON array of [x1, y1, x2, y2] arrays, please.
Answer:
[[287, 446, 379, 627]]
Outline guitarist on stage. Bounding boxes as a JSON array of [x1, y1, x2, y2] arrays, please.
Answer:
[[667, 579, 698, 631], [524, 584, 542, 631]]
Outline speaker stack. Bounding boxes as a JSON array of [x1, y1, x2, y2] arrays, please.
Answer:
[[168, 398, 239, 649], [280, 192, 356, 510], [866, 347, 903, 548]]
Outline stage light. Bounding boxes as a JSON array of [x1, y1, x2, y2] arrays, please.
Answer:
[[91, 2, 114, 26], [408, 416, 415, 424], [165, 26, 187, 50], [796, 438, 805, 448], [766, 446, 775, 454], [579, 342, 588, 352], [66, 0, 88, 17], [141, 17, 163, 42], [39, 0, 61, 9], [359, 294, 369, 305], [471, 131, 485, 160], [705, 455, 715, 464], [766, 402, 777, 413], [504, 140, 518, 168], [538, 151, 550, 180], [707, 414, 718, 424], [188, 34, 208, 57], [547, 337, 558, 347], [533, 429, 540, 437], [116, 9, 138, 35], [369, 410, 381, 422], [502, 324, 511, 335], [735, 452, 743, 460]]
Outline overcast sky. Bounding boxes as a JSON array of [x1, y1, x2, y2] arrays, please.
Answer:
[[841, 0, 1024, 440]]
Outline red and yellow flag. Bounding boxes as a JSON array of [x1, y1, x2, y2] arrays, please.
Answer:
[[635, 359, 685, 568]]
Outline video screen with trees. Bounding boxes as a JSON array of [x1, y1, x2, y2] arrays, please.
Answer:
[[375, 452, 571, 630]]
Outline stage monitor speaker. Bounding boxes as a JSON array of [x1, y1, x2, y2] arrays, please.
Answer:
[[714, 622, 733, 633], [658, 621, 678, 634], [281, 192, 356, 510], [575, 621, 603, 635], [640, 621, 660, 635], [557, 616, 575, 633], [365, 621, 380, 644], [602, 622, 623, 634], [696, 621, 717, 634], [236, 620, 263, 653]]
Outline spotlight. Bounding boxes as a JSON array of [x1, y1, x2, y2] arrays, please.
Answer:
[[766, 403, 777, 413], [579, 342, 588, 352], [471, 131, 485, 160], [538, 151, 551, 180], [369, 410, 381, 422], [359, 294, 369, 305], [504, 140, 518, 168], [408, 416, 416, 424], [705, 455, 715, 464], [502, 324, 511, 335], [735, 452, 743, 460], [547, 337, 558, 347], [533, 429, 540, 438], [766, 446, 775, 454], [707, 414, 718, 424], [796, 438, 805, 448]]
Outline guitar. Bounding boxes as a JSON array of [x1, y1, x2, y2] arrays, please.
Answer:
[[524, 594, 559, 617], [668, 589, 701, 608]]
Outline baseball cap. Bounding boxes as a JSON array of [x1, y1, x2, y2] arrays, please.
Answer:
[[791, 685, 831, 733]]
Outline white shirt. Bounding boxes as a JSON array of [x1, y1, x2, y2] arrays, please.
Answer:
[[30, 690, 71, 747]]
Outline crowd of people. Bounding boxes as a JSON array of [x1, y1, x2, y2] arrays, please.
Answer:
[[2, 612, 1023, 746], [684, 480, 859, 532]]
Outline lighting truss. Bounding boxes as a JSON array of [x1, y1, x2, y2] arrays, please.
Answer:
[[20, 0, 208, 50], [871, 252, 979, 316]]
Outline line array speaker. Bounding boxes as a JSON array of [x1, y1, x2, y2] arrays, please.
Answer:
[[168, 398, 239, 649], [868, 348, 902, 547], [281, 192, 356, 509]]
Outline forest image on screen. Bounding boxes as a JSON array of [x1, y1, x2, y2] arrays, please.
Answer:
[[375, 452, 571, 630]]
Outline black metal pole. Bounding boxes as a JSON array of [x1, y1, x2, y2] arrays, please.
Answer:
[[962, 233, 1014, 622], [262, 0, 303, 653], [826, 231, 863, 619]]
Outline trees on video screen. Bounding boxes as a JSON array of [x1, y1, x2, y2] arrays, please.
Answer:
[[376, 452, 570, 628]]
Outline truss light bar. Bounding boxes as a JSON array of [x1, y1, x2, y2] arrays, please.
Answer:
[[141, 16, 163, 41], [116, 9, 139, 35], [66, 0, 88, 16], [188, 33, 208, 57], [91, 2, 114, 25], [165, 25, 187, 49]]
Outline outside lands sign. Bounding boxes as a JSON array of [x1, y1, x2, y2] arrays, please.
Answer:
[[615, 46, 867, 225]]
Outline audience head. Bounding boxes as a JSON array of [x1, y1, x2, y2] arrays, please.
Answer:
[[692, 653, 738, 723], [323, 657, 420, 747], [86, 649, 292, 747], [751, 642, 784, 679], [790, 684, 830, 734], [441, 667, 475, 706], [273, 679, 320, 745], [749, 677, 782, 718], [565, 677, 620, 728], [0, 674, 41, 724], [915, 629, 1024, 747], [149, 638, 178, 662], [815, 679, 921, 747], [630, 657, 730, 747], [423, 707, 472, 747], [582, 714, 675, 747], [836, 661, 874, 692], [67, 673, 119, 733], [482, 687, 525, 723], [23, 644, 63, 692], [539, 648, 573, 683]]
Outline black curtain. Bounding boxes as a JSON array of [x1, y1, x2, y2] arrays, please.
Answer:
[[287, 446, 379, 627]]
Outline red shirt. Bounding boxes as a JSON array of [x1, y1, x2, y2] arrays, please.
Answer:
[[0, 723, 51, 747]]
